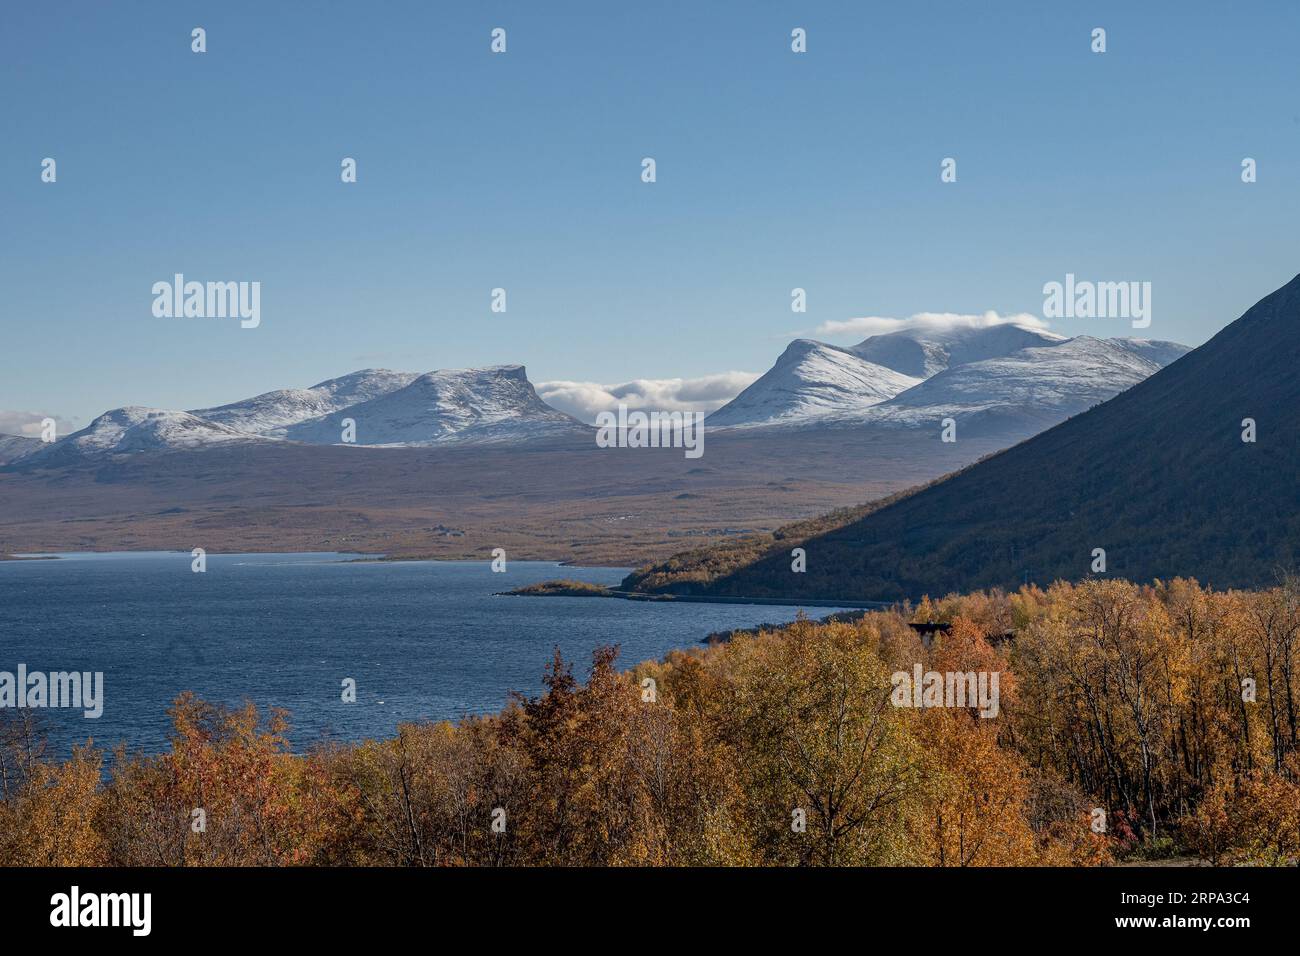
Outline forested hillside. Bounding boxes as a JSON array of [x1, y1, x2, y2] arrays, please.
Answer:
[[3, 579, 1296, 866]]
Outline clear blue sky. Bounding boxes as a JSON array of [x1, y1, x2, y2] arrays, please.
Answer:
[[3, 0, 1298, 429]]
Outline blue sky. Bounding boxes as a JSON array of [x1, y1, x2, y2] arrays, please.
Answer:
[[3, 0, 1299, 430]]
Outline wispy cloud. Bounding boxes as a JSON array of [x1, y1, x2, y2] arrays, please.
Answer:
[[0, 410, 77, 438], [813, 310, 1050, 340], [537, 373, 760, 424]]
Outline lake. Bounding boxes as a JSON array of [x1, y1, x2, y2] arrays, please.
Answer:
[[0, 552, 846, 755]]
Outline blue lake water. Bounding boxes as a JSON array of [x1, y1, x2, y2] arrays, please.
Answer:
[[0, 552, 844, 755]]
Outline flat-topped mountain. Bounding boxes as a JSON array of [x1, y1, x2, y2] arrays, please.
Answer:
[[12, 365, 588, 466], [279, 365, 587, 446]]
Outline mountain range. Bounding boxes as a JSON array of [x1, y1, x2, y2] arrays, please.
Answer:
[[10, 365, 589, 467], [4, 324, 1188, 468], [625, 274, 1300, 599]]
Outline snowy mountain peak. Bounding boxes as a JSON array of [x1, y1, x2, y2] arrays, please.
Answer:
[[307, 368, 413, 391], [706, 340, 922, 428]]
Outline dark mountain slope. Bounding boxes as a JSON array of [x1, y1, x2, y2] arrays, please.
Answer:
[[626, 274, 1300, 600]]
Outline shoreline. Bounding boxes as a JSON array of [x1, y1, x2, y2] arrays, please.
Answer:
[[501, 580, 889, 610], [1, 548, 628, 569]]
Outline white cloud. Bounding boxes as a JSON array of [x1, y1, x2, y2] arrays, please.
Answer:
[[537, 372, 760, 424], [0, 410, 76, 438], [814, 310, 1050, 340]]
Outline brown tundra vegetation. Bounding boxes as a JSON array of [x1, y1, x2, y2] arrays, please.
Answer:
[[1, 578, 1297, 867]]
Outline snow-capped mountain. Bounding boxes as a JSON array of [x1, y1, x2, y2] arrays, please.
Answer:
[[708, 324, 1189, 432], [866, 335, 1188, 432], [279, 365, 587, 446], [190, 368, 420, 434], [21, 407, 264, 467], [705, 340, 922, 427], [0, 434, 41, 465], [12, 365, 589, 466]]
